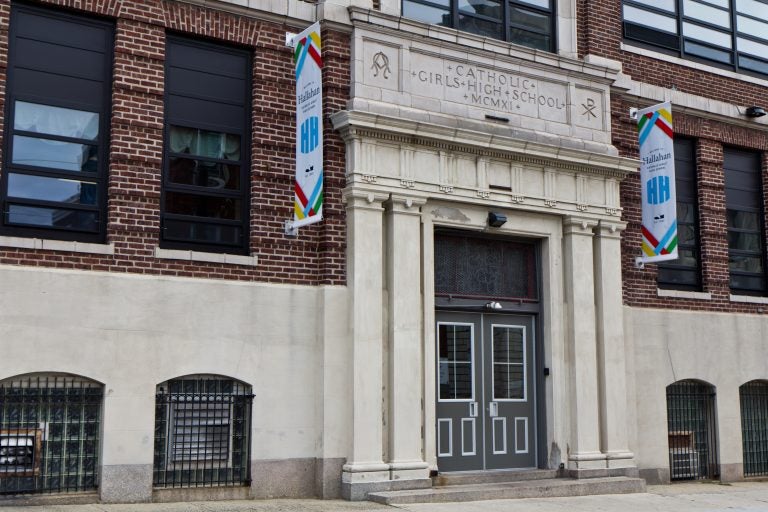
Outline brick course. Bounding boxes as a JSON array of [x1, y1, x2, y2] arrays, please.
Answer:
[[0, 0, 349, 286]]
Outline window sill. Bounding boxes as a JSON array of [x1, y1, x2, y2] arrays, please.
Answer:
[[730, 294, 768, 305], [0, 236, 115, 255], [154, 247, 258, 266], [657, 288, 711, 300], [621, 43, 768, 89]]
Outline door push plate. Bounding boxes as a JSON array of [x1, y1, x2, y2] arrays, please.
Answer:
[[469, 402, 478, 417], [489, 401, 498, 417]]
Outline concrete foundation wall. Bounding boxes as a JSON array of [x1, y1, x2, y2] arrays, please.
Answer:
[[0, 265, 350, 500]]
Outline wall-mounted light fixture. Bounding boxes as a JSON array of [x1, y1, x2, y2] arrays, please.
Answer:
[[485, 301, 503, 310], [488, 212, 507, 228], [746, 106, 767, 118]]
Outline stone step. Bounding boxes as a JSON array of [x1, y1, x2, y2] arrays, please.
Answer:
[[367, 476, 646, 505], [432, 468, 559, 487]]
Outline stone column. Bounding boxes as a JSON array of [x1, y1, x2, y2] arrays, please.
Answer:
[[562, 216, 605, 473], [386, 195, 430, 483], [341, 189, 390, 500], [594, 220, 635, 471]]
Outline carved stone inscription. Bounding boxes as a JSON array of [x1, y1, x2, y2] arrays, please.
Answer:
[[409, 52, 568, 123]]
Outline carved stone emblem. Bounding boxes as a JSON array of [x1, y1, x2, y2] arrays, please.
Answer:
[[371, 51, 392, 79]]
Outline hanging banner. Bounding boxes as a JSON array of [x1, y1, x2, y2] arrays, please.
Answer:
[[292, 22, 323, 228], [638, 101, 677, 263]]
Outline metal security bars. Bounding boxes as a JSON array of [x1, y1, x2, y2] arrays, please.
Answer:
[[153, 376, 253, 488], [0, 374, 102, 495], [740, 381, 768, 477], [666, 380, 719, 480]]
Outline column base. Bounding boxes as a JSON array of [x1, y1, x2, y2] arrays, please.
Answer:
[[341, 462, 431, 501]]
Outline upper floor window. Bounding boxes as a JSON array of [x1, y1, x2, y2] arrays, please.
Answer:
[[162, 37, 251, 254], [658, 138, 702, 290], [725, 148, 765, 295], [622, 0, 768, 76], [0, 5, 113, 242], [403, 0, 555, 52]]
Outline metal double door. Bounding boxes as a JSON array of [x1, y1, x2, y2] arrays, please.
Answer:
[[436, 312, 536, 471]]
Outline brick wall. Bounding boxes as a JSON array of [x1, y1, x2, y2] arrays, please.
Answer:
[[0, 0, 349, 286], [583, 0, 768, 313]]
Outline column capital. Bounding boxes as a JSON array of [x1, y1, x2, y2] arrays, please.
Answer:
[[594, 220, 627, 239], [343, 188, 389, 211], [563, 216, 599, 236], [386, 194, 427, 215]]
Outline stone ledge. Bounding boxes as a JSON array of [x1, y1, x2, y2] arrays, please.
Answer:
[[0, 236, 115, 255], [657, 289, 712, 300], [154, 247, 258, 266], [730, 294, 768, 305]]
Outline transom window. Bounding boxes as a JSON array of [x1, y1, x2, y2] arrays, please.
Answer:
[[403, 0, 555, 52], [0, 5, 113, 242], [623, 0, 768, 76]]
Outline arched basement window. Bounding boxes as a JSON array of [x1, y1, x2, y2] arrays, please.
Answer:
[[666, 379, 719, 480], [740, 380, 768, 477]]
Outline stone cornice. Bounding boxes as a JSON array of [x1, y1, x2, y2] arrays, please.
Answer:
[[348, 7, 619, 85], [331, 110, 639, 180]]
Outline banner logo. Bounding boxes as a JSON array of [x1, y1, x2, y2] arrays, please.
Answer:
[[638, 102, 677, 263]]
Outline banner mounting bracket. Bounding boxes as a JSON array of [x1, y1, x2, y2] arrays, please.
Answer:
[[284, 219, 298, 238]]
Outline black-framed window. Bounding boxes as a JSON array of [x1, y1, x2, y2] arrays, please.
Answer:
[[725, 148, 765, 295], [622, 0, 768, 77], [403, 0, 555, 52], [0, 4, 113, 242], [658, 138, 702, 290], [162, 37, 251, 254]]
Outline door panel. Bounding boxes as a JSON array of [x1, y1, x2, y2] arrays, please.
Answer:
[[436, 312, 536, 471]]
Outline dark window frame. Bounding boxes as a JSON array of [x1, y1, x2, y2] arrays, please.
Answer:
[[161, 35, 252, 255], [658, 138, 703, 291], [402, 0, 557, 52], [622, 0, 768, 78], [724, 147, 766, 296], [0, 4, 114, 243]]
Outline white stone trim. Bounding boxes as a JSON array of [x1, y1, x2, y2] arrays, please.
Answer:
[[730, 294, 768, 305], [154, 247, 258, 266], [657, 288, 712, 301], [0, 236, 115, 255], [621, 43, 768, 89]]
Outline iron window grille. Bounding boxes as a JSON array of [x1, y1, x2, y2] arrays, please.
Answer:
[[0, 4, 113, 242], [622, 0, 768, 78], [161, 37, 251, 255], [740, 380, 768, 477], [657, 138, 702, 291], [0, 373, 103, 495], [666, 380, 719, 480], [402, 0, 556, 52], [153, 376, 253, 488]]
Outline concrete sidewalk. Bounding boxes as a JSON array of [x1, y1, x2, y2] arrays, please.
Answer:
[[3, 482, 768, 512]]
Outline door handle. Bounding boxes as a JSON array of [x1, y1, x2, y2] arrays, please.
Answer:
[[488, 401, 498, 417], [469, 402, 478, 417]]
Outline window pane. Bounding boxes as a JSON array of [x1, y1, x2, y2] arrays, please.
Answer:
[[731, 273, 765, 292], [737, 16, 768, 40], [7, 173, 97, 205], [684, 0, 730, 28], [737, 0, 768, 18], [169, 126, 241, 160], [729, 232, 762, 251], [624, 5, 678, 33], [459, 0, 502, 18], [738, 36, 768, 57], [730, 254, 763, 273], [728, 210, 760, 230], [493, 326, 523, 364], [458, 14, 503, 38], [509, 29, 550, 50], [510, 6, 551, 32], [630, 0, 676, 12], [14, 102, 99, 141], [12, 136, 98, 173], [685, 40, 733, 62], [438, 324, 472, 362], [163, 219, 241, 245], [168, 158, 241, 190], [6, 204, 98, 231], [165, 192, 241, 220], [683, 22, 733, 47], [678, 202, 697, 223], [402, 1, 452, 26], [516, 0, 551, 8], [739, 54, 768, 74]]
